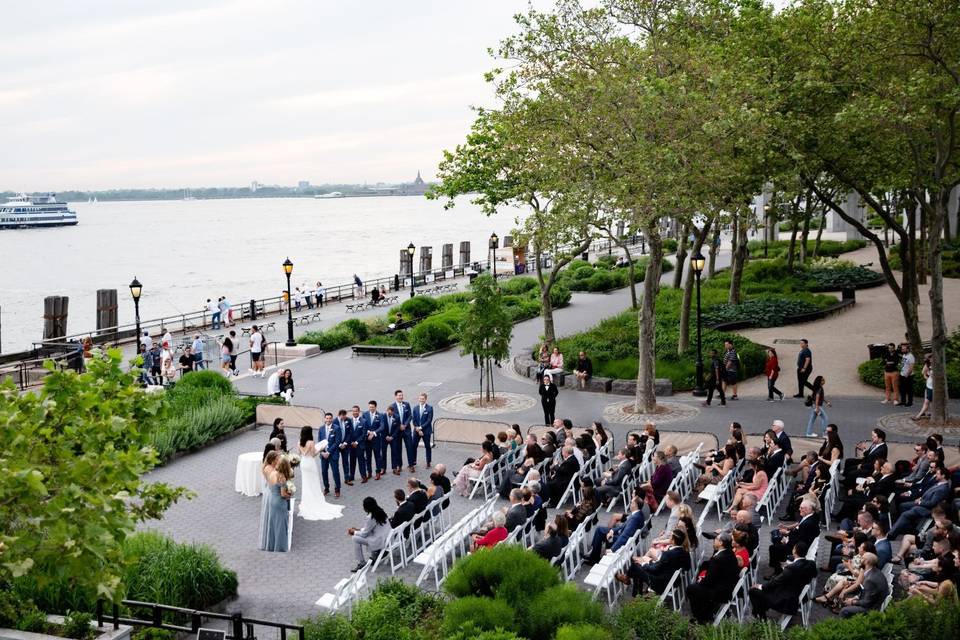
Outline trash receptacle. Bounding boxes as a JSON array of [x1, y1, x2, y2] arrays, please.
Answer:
[[842, 287, 856, 302], [468, 271, 479, 283], [249, 299, 257, 320], [868, 343, 886, 360]]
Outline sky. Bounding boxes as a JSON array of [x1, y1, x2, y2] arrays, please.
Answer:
[[0, 0, 533, 190]]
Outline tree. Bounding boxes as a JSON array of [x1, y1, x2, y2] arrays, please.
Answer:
[[0, 351, 190, 603], [429, 106, 594, 346], [461, 274, 513, 402]]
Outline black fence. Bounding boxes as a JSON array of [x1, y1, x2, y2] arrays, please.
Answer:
[[96, 600, 304, 640]]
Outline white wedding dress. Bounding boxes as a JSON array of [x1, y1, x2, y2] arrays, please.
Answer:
[[298, 444, 344, 521]]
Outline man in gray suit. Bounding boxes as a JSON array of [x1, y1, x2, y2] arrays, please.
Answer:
[[596, 448, 635, 504], [840, 553, 888, 617]]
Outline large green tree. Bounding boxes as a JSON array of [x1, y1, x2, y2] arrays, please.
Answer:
[[0, 352, 190, 603]]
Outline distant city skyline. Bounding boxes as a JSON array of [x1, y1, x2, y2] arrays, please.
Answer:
[[0, 0, 532, 191]]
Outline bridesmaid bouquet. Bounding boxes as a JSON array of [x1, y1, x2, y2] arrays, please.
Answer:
[[285, 479, 297, 496], [285, 453, 301, 468]]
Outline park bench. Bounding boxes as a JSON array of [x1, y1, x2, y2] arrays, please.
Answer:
[[345, 303, 367, 313], [350, 344, 412, 358]]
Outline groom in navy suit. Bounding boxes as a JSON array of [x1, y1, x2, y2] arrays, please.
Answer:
[[392, 389, 415, 472], [412, 392, 434, 469], [360, 401, 384, 481], [318, 412, 342, 497]]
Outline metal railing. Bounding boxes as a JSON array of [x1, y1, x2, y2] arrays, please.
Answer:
[[96, 600, 304, 640], [0, 344, 83, 390]]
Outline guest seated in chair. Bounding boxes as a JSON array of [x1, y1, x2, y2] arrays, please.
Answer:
[[749, 541, 818, 620], [585, 492, 647, 565], [616, 528, 692, 596]]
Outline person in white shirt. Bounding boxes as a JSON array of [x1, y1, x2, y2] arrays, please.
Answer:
[[140, 331, 153, 350], [191, 335, 205, 370], [207, 299, 221, 329], [267, 370, 281, 396], [222, 297, 233, 326], [161, 327, 173, 351], [249, 326, 266, 376], [316, 282, 325, 308], [897, 343, 915, 407]]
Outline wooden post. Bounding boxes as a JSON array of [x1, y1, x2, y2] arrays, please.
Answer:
[[43, 296, 69, 341], [96, 289, 118, 338], [442, 243, 453, 269], [419, 246, 432, 273], [399, 250, 412, 277], [459, 241, 471, 267]]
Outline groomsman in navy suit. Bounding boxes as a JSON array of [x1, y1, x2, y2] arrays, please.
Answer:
[[318, 412, 342, 497], [349, 405, 368, 482], [360, 401, 383, 481], [336, 409, 355, 485], [384, 404, 403, 475], [412, 392, 434, 469], [392, 389, 415, 472]]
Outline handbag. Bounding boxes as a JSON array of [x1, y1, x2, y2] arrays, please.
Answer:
[[804, 395, 814, 407]]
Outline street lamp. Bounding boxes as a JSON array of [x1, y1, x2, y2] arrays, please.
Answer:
[[763, 203, 771, 258], [489, 232, 499, 278], [283, 258, 296, 347], [407, 243, 416, 298], [129, 277, 142, 351], [691, 251, 707, 397]]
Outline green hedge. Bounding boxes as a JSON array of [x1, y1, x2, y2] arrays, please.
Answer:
[[556, 258, 674, 293], [662, 238, 679, 253], [889, 239, 960, 278], [748, 239, 867, 259], [702, 297, 825, 328], [803, 265, 884, 290], [299, 318, 373, 350], [13, 531, 237, 619]]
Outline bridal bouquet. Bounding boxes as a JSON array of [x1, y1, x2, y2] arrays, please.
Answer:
[[285, 479, 297, 496], [285, 453, 301, 468]]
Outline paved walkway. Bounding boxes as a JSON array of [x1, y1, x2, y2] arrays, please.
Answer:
[[139, 238, 960, 631], [736, 245, 960, 397]]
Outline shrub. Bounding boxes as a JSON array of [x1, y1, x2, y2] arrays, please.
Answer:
[[585, 270, 618, 292], [701, 298, 825, 328], [549, 283, 572, 308], [301, 614, 357, 640], [662, 238, 679, 253], [298, 318, 370, 350], [0, 590, 46, 631], [445, 625, 523, 640], [409, 319, 455, 353], [610, 597, 689, 640], [522, 584, 603, 640], [441, 597, 517, 637], [803, 265, 884, 290], [352, 592, 421, 640], [62, 611, 94, 640], [395, 295, 441, 320], [122, 531, 237, 611], [748, 239, 867, 259], [131, 629, 177, 640], [339, 318, 370, 341], [444, 546, 560, 603], [174, 370, 234, 394], [556, 623, 612, 640], [889, 238, 960, 278], [499, 276, 538, 295]]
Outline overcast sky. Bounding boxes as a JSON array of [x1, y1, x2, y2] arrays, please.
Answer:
[[1, 0, 532, 191]]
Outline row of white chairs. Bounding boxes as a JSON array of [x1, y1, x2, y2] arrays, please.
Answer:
[[607, 444, 657, 514], [584, 521, 652, 609], [554, 511, 600, 580], [654, 445, 704, 517], [756, 466, 789, 524], [315, 560, 372, 615], [696, 458, 746, 531], [414, 496, 499, 588], [468, 445, 526, 499], [372, 495, 453, 575]]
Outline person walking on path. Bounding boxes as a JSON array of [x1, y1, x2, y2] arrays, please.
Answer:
[[539, 374, 559, 425], [898, 343, 915, 407], [794, 339, 813, 398], [218, 297, 230, 328], [191, 334, 205, 370], [353, 273, 364, 296], [207, 298, 220, 330], [914, 355, 934, 420], [249, 325, 266, 377], [765, 348, 784, 402], [881, 342, 900, 404], [703, 348, 726, 407], [805, 375, 831, 437], [722, 340, 740, 400]]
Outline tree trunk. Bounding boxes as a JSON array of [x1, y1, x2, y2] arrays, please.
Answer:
[[813, 212, 826, 258], [728, 211, 748, 305], [533, 243, 558, 346], [672, 223, 689, 289], [919, 205, 928, 285], [926, 188, 951, 423], [707, 225, 720, 277], [636, 226, 663, 414], [604, 226, 638, 309], [679, 218, 713, 354], [799, 188, 814, 266]]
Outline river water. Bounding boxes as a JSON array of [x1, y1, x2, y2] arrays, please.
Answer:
[[0, 196, 519, 353]]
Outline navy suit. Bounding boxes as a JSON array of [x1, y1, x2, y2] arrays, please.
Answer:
[[360, 410, 384, 475], [318, 423, 342, 492], [354, 413, 373, 479], [336, 417, 355, 481], [587, 509, 645, 564], [889, 481, 950, 539], [412, 403, 434, 466], [392, 401, 414, 467], [384, 412, 404, 471]]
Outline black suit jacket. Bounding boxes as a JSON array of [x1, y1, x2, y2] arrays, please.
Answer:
[[786, 514, 820, 548], [390, 500, 417, 529], [699, 549, 740, 600], [533, 534, 565, 560], [268, 427, 288, 452], [764, 449, 786, 478], [777, 432, 793, 457], [505, 504, 527, 532], [550, 455, 581, 490], [761, 558, 818, 614], [408, 489, 429, 514], [645, 545, 691, 593], [605, 460, 634, 487], [867, 474, 898, 499], [860, 442, 888, 472]]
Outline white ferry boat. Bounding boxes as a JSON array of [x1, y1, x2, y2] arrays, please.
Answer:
[[0, 194, 78, 229]]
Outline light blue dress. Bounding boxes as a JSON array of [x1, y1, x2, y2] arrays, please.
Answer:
[[259, 481, 289, 552]]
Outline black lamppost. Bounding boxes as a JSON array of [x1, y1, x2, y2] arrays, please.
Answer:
[[489, 232, 499, 278], [407, 243, 416, 298], [691, 251, 707, 397], [283, 258, 296, 346], [129, 277, 142, 349], [763, 203, 770, 258]]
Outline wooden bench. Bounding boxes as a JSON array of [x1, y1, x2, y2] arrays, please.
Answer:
[[350, 344, 412, 358]]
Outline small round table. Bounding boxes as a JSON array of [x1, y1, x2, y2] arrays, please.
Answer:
[[235, 451, 264, 496]]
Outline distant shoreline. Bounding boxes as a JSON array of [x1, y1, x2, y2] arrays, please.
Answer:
[[1, 190, 433, 204]]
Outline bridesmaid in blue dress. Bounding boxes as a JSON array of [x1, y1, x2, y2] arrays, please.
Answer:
[[259, 452, 291, 552]]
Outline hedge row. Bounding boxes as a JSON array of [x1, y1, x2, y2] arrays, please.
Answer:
[[555, 256, 674, 293], [747, 238, 867, 259], [889, 238, 960, 278], [299, 546, 960, 640]]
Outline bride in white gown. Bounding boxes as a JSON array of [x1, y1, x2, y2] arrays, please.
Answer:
[[297, 426, 344, 521]]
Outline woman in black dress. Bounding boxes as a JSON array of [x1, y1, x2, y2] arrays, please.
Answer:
[[538, 374, 558, 425]]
